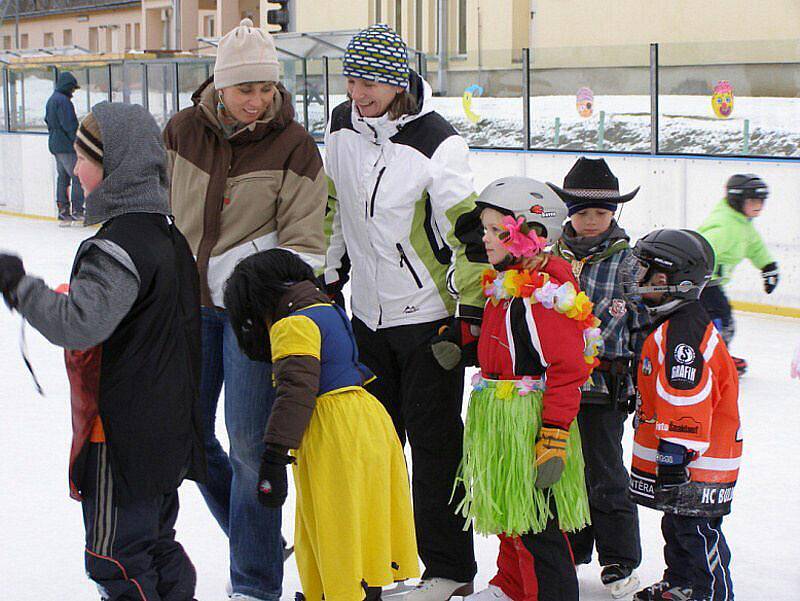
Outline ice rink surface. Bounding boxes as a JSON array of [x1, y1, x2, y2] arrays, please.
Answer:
[[1, 215, 797, 599]]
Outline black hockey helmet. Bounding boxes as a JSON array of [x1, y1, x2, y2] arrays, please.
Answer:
[[622, 229, 714, 312], [726, 173, 768, 213]]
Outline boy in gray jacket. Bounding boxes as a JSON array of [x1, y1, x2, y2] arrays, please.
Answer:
[[0, 102, 205, 601]]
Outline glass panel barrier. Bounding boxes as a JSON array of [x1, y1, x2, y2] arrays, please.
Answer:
[[428, 48, 525, 149], [658, 40, 800, 157], [147, 63, 176, 128], [7, 66, 54, 131], [530, 44, 652, 153]]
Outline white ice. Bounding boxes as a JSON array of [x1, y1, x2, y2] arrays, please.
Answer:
[[1, 215, 798, 599]]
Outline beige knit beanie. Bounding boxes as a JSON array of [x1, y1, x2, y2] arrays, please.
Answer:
[[214, 18, 280, 89]]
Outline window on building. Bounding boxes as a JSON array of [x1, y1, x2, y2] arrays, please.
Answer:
[[44, 32, 54, 47], [204, 15, 216, 37], [89, 27, 99, 52], [63, 29, 72, 46], [374, 0, 382, 23], [106, 26, 114, 52], [457, 0, 467, 55], [3, 35, 11, 50], [395, 0, 402, 35], [20, 33, 28, 49], [415, 0, 423, 50], [134, 23, 141, 50], [125, 23, 131, 50]]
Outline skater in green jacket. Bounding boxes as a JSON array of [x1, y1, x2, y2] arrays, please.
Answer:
[[697, 173, 778, 374]]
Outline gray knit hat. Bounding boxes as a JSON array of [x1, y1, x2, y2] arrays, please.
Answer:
[[343, 24, 409, 88], [214, 18, 280, 89]]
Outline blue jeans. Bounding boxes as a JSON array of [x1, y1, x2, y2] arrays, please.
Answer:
[[54, 152, 84, 218], [199, 307, 283, 600]]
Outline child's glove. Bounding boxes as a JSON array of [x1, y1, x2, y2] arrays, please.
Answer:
[[257, 447, 295, 508], [791, 343, 800, 380], [534, 425, 569, 488], [430, 318, 480, 371], [655, 440, 696, 490], [0, 254, 25, 308], [761, 262, 779, 294]]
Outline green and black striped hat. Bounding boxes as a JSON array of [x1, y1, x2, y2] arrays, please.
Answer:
[[343, 24, 409, 88]]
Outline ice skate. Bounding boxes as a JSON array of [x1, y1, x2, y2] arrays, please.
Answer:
[[601, 564, 640, 599], [403, 578, 474, 601], [464, 584, 512, 601], [633, 580, 692, 601]]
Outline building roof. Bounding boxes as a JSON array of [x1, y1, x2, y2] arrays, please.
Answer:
[[1, 0, 140, 19]]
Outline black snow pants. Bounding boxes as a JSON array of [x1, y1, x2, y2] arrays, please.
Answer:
[[352, 317, 477, 584], [568, 403, 642, 569], [82, 443, 197, 600]]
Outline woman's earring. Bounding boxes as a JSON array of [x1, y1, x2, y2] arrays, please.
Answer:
[[217, 91, 226, 112]]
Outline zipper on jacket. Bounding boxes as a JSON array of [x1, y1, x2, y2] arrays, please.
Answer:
[[369, 167, 386, 218], [396, 243, 424, 289]]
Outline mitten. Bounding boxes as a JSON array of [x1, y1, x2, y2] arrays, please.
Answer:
[[761, 262, 779, 294], [257, 447, 295, 508], [0, 254, 25, 308], [534, 425, 569, 489], [430, 318, 480, 370]]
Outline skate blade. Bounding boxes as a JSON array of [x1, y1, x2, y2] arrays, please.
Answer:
[[606, 573, 641, 599]]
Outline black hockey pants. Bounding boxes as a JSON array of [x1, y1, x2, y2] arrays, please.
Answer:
[[352, 317, 477, 584], [568, 403, 642, 569]]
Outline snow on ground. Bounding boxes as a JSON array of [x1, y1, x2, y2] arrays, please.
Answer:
[[1, 215, 798, 599]]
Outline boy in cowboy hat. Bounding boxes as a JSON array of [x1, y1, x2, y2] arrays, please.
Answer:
[[548, 157, 648, 598]]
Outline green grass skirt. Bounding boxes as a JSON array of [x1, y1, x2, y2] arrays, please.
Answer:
[[454, 380, 591, 536]]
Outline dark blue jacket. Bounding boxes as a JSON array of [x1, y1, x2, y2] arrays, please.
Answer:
[[45, 72, 80, 155]]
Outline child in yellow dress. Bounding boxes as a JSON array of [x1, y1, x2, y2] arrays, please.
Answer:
[[224, 249, 419, 601]]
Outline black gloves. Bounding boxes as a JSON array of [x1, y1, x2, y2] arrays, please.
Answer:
[[257, 447, 295, 508], [761, 262, 779, 294], [0, 254, 25, 308], [655, 440, 696, 490], [430, 318, 479, 370]]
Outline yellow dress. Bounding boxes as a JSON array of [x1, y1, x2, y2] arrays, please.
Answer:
[[271, 309, 419, 600]]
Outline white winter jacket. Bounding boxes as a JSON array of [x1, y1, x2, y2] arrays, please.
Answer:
[[323, 74, 486, 330]]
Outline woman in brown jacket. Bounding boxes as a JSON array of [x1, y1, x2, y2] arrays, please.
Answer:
[[163, 18, 327, 601]]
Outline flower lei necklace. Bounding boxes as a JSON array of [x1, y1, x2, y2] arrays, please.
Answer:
[[481, 267, 603, 368]]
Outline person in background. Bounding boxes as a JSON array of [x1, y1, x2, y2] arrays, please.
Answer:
[[224, 249, 419, 601], [548, 158, 645, 598], [164, 18, 327, 601], [624, 229, 740, 601], [323, 23, 486, 601], [45, 71, 85, 225], [697, 173, 778, 375], [0, 102, 205, 600]]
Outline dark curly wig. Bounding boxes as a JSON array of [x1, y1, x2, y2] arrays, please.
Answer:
[[223, 249, 316, 362]]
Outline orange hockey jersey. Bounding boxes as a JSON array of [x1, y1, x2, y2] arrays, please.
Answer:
[[630, 301, 742, 517]]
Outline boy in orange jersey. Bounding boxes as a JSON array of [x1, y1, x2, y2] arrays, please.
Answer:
[[621, 229, 741, 601]]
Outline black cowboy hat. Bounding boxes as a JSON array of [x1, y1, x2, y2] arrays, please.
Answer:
[[546, 157, 640, 204]]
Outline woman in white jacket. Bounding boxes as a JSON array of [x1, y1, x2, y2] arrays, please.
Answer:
[[323, 24, 487, 601]]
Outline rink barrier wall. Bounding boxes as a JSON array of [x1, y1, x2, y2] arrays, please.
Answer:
[[0, 133, 797, 316]]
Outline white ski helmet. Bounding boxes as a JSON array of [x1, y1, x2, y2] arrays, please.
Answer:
[[475, 176, 567, 245]]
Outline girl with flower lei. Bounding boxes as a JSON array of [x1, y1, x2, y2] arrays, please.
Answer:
[[457, 177, 599, 601]]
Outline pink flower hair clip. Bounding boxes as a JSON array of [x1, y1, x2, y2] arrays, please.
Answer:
[[500, 216, 547, 258]]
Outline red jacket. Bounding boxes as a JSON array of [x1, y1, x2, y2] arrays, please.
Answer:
[[630, 301, 742, 517], [477, 258, 591, 430]]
